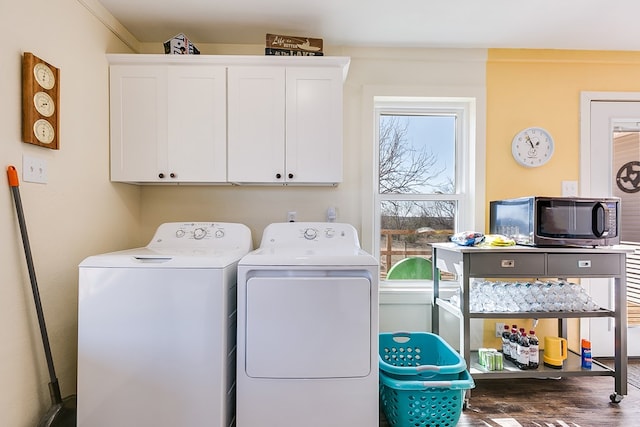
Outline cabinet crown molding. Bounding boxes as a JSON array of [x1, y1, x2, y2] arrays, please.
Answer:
[[107, 54, 351, 81]]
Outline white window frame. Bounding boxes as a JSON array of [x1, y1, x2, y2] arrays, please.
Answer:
[[373, 96, 478, 282]]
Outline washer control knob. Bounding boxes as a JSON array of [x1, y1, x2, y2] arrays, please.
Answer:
[[215, 229, 225, 238], [193, 227, 207, 240], [303, 228, 318, 240], [175, 229, 186, 238], [325, 228, 336, 238]]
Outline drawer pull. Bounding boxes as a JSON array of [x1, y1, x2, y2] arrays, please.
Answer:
[[578, 260, 592, 268], [501, 259, 515, 268]]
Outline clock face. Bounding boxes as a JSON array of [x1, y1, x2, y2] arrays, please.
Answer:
[[33, 119, 55, 144], [33, 92, 55, 117], [511, 127, 554, 167], [33, 62, 55, 90]]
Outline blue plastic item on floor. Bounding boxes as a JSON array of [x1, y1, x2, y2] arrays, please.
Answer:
[[379, 331, 467, 379], [379, 369, 475, 427]]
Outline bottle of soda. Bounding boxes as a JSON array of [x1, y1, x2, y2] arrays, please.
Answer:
[[501, 324, 511, 357], [508, 325, 519, 362], [528, 330, 539, 369], [516, 331, 530, 370]]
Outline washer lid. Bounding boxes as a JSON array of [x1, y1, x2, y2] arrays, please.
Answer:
[[79, 246, 250, 268], [79, 222, 253, 268]]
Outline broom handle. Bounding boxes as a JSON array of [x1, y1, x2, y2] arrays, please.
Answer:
[[7, 166, 62, 405]]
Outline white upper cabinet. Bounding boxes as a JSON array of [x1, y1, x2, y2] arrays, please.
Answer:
[[109, 62, 226, 183], [227, 66, 286, 183], [167, 66, 227, 183], [108, 54, 349, 185], [227, 65, 344, 185], [110, 64, 166, 182], [285, 66, 343, 184]]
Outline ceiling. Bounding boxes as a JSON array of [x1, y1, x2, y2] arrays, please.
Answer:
[[95, 0, 640, 51]]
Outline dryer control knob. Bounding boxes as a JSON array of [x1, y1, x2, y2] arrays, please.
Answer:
[[215, 229, 225, 238], [193, 227, 207, 240], [303, 228, 318, 240]]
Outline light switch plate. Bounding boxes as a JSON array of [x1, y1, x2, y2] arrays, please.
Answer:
[[23, 155, 48, 184]]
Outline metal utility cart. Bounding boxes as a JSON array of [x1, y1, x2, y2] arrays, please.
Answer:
[[431, 242, 631, 403]]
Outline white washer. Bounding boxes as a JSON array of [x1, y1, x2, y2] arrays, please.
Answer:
[[77, 222, 252, 427], [237, 222, 379, 427]]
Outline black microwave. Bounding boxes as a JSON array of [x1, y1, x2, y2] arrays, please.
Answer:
[[489, 196, 620, 247]]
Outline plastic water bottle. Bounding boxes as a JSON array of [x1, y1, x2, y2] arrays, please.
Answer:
[[516, 332, 530, 370], [528, 330, 539, 369]]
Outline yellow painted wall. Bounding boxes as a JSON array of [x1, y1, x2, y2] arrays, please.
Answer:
[[484, 49, 640, 350], [486, 49, 640, 208]]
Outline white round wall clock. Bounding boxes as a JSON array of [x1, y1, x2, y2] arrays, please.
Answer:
[[511, 127, 555, 168]]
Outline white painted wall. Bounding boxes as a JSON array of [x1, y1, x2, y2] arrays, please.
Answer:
[[0, 2, 487, 424], [0, 1, 141, 425]]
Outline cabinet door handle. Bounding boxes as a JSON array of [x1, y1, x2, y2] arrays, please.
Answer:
[[158, 173, 165, 179], [170, 173, 176, 178], [288, 173, 294, 179], [276, 173, 282, 179]]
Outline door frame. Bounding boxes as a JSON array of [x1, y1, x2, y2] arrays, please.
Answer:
[[580, 91, 640, 194], [580, 91, 640, 356]]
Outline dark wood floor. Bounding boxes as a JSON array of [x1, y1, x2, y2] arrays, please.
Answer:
[[380, 372, 640, 426]]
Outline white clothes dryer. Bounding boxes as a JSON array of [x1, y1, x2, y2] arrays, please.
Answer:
[[77, 222, 252, 427], [236, 222, 379, 427]]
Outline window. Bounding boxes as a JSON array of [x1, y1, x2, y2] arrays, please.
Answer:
[[374, 97, 475, 281]]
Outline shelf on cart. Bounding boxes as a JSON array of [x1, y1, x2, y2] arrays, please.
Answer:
[[469, 350, 614, 379], [436, 297, 614, 319]]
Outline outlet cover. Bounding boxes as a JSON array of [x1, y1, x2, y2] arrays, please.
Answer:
[[23, 155, 48, 184]]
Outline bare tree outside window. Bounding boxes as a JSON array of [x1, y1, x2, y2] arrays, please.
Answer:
[[377, 113, 457, 278], [379, 116, 446, 194]]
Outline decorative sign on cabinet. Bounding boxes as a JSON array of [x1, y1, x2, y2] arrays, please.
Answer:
[[107, 54, 350, 185]]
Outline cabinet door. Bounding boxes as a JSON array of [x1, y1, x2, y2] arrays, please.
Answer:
[[110, 65, 167, 182], [227, 66, 286, 183], [167, 66, 227, 182], [285, 67, 343, 184]]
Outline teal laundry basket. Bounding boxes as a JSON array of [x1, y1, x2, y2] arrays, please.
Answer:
[[379, 332, 466, 379], [379, 369, 474, 427]]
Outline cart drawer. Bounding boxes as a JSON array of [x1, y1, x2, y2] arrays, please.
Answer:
[[468, 253, 545, 276], [547, 254, 621, 277]]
